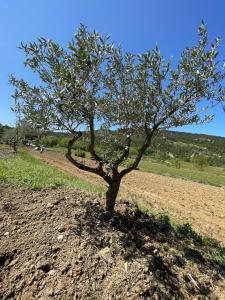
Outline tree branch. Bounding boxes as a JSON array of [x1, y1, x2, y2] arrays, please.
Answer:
[[88, 115, 104, 163], [112, 133, 132, 168], [119, 125, 157, 177], [66, 132, 112, 184]]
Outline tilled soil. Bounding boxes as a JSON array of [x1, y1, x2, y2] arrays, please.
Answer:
[[0, 186, 225, 299], [29, 149, 225, 245]]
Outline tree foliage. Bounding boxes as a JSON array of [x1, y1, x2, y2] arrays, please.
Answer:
[[1, 127, 18, 153], [0, 123, 4, 140], [192, 153, 209, 170], [10, 23, 225, 213]]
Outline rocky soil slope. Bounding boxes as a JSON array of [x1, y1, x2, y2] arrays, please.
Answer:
[[0, 186, 225, 299]]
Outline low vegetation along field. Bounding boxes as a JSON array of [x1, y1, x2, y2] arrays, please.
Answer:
[[1, 146, 225, 299], [0, 150, 102, 193], [138, 158, 225, 187]]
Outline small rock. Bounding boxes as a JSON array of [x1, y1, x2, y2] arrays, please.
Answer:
[[48, 269, 56, 276], [46, 203, 53, 208], [92, 282, 96, 292], [78, 253, 83, 260], [52, 246, 61, 253], [57, 234, 64, 242], [186, 273, 198, 288], [53, 287, 61, 295], [9, 258, 18, 267], [143, 266, 149, 273], [124, 262, 128, 272], [131, 286, 141, 294], [45, 287, 54, 296], [39, 280, 46, 290], [28, 275, 35, 286], [18, 219, 26, 225], [98, 247, 111, 260], [58, 226, 66, 233], [4, 232, 10, 236]]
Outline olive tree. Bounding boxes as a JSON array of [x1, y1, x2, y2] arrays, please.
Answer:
[[1, 127, 18, 153], [0, 123, 4, 140], [16, 119, 42, 142], [10, 23, 225, 214]]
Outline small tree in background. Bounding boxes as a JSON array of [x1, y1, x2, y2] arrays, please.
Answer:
[[0, 119, 40, 152], [0, 124, 4, 140], [16, 119, 41, 143], [10, 23, 225, 214], [192, 154, 209, 170], [1, 127, 19, 153]]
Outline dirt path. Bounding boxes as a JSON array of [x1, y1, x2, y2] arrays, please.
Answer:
[[29, 149, 225, 245]]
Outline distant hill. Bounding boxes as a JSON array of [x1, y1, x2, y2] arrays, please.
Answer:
[[160, 130, 225, 155], [0, 123, 12, 138]]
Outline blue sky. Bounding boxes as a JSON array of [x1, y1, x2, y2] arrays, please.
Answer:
[[0, 0, 225, 136]]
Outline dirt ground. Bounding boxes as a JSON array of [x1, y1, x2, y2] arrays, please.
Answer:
[[1, 186, 225, 299], [29, 149, 225, 245]]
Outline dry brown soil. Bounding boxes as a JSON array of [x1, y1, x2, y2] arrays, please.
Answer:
[[29, 149, 225, 245], [1, 186, 225, 299]]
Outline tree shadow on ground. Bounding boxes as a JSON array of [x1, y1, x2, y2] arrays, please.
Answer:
[[71, 198, 225, 298]]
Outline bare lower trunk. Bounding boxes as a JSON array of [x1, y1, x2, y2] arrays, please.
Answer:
[[105, 179, 121, 214], [12, 142, 17, 154]]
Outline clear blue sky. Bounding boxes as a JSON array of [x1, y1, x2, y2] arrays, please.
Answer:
[[0, 0, 225, 136]]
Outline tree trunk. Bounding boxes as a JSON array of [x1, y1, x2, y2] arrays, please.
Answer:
[[105, 179, 121, 214], [12, 142, 17, 154]]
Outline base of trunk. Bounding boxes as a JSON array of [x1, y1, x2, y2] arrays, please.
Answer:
[[105, 180, 121, 214]]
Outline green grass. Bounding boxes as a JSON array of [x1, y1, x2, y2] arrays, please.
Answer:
[[0, 151, 104, 193], [176, 222, 225, 268], [46, 146, 67, 153], [136, 201, 225, 269], [46, 147, 92, 159], [139, 158, 225, 187], [128, 194, 225, 268]]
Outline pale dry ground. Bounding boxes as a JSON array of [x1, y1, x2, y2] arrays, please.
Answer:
[[29, 149, 225, 245]]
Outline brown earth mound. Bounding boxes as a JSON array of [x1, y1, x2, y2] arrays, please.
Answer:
[[0, 186, 225, 299]]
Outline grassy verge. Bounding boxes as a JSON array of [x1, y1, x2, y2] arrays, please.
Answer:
[[139, 158, 225, 187], [46, 146, 92, 158], [132, 199, 225, 270], [0, 151, 104, 193]]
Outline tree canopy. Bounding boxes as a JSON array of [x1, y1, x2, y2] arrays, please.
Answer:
[[10, 23, 225, 213]]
